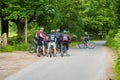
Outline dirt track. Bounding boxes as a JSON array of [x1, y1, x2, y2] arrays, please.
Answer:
[[0, 51, 43, 80]]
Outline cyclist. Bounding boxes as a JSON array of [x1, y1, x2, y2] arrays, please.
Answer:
[[47, 29, 57, 56], [35, 27, 46, 57], [62, 30, 71, 56], [55, 29, 62, 52], [84, 32, 89, 47]]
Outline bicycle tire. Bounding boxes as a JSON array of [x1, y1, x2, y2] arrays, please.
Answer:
[[38, 46, 43, 57], [61, 45, 67, 57], [28, 44, 36, 53], [49, 45, 54, 57], [78, 43, 86, 49], [88, 42, 95, 49]]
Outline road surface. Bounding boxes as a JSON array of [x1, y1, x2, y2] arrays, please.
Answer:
[[5, 41, 107, 80]]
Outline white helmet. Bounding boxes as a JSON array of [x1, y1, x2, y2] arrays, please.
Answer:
[[56, 29, 60, 32], [40, 27, 44, 31], [63, 30, 67, 33]]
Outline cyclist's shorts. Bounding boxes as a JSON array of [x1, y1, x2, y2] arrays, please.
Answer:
[[48, 42, 56, 49], [62, 42, 69, 50], [36, 45, 42, 49]]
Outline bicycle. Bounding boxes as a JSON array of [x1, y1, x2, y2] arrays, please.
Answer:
[[61, 43, 67, 57], [56, 42, 62, 54], [28, 39, 37, 53], [28, 39, 46, 57], [78, 40, 95, 49], [47, 42, 56, 57], [37, 45, 43, 57]]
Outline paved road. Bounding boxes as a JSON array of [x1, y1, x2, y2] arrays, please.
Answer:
[[5, 41, 107, 80]]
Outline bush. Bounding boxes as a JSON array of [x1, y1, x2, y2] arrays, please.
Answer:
[[114, 55, 120, 80], [8, 35, 25, 45], [70, 42, 78, 47], [13, 43, 28, 51], [0, 45, 14, 52], [71, 35, 78, 41], [106, 29, 120, 80]]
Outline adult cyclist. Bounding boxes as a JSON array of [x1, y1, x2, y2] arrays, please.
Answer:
[[55, 29, 62, 52], [47, 29, 57, 56], [62, 30, 71, 56], [84, 32, 89, 47], [35, 27, 46, 57]]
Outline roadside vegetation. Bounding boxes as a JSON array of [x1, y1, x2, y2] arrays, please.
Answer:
[[105, 0, 120, 79], [106, 29, 120, 80]]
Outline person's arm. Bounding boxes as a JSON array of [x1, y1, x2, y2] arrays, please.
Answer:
[[35, 33, 37, 38], [55, 34, 57, 42], [40, 33, 44, 39], [68, 35, 71, 42]]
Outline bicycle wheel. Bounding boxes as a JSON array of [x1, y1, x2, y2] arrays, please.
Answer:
[[50, 50, 54, 57], [56, 46, 60, 54], [61, 45, 67, 57], [28, 44, 36, 53], [78, 43, 86, 49], [49, 46, 54, 57], [38, 46, 43, 56], [88, 42, 95, 49], [61, 46, 64, 57]]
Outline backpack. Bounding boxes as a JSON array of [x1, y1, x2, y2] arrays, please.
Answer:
[[56, 32, 62, 41], [49, 34, 56, 41], [56, 32, 61, 38], [63, 34, 68, 41]]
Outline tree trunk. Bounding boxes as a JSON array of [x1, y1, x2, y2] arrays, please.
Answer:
[[1, 1, 8, 36], [1, 16, 9, 36], [15, 21, 25, 35], [25, 17, 28, 44]]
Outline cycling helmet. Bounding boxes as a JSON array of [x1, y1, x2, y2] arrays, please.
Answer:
[[40, 27, 44, 30], [85, 32, 88, 35], [56, 29, 60, 32], [63, 30, 67, 33], [40, 27, 44, 32], [51, 29, 55, 33]]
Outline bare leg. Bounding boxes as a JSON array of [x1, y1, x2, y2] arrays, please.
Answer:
[[42, 46, 45, 55], [36, 48, 39, 57], [54, 48, 56, 56]]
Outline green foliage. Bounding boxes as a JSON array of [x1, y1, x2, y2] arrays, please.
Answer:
[[106, 29, 120, 49], [1, 0, 117, 38], [0, 45, 14, 52], [106, 29, 120, 80], [13, 43, 28, 51], [70, 42, 78, 47], [114, 56, 120, 80], [106, 29, 118, 47]]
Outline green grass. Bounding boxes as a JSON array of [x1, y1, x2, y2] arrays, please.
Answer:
[[0, 45, 14, 52], [8, 32, 17, 37], [0, 43, 28, 52], [70, 42, 78, 47], [0, 31, 17, 37]]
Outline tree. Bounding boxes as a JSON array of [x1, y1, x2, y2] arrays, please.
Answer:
[[0, 1, 9, 36]]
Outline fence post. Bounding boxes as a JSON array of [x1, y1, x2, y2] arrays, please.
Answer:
[[1, 33, 7, 47], [25, 17, 28, 44]]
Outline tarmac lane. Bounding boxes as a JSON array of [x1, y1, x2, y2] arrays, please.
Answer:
[[5, 41, 107, 80]]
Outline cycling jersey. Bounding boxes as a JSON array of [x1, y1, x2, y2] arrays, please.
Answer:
[[48, 33, 56, 42], [35, 31, 45, 46], [84, 34, 89, 42]]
